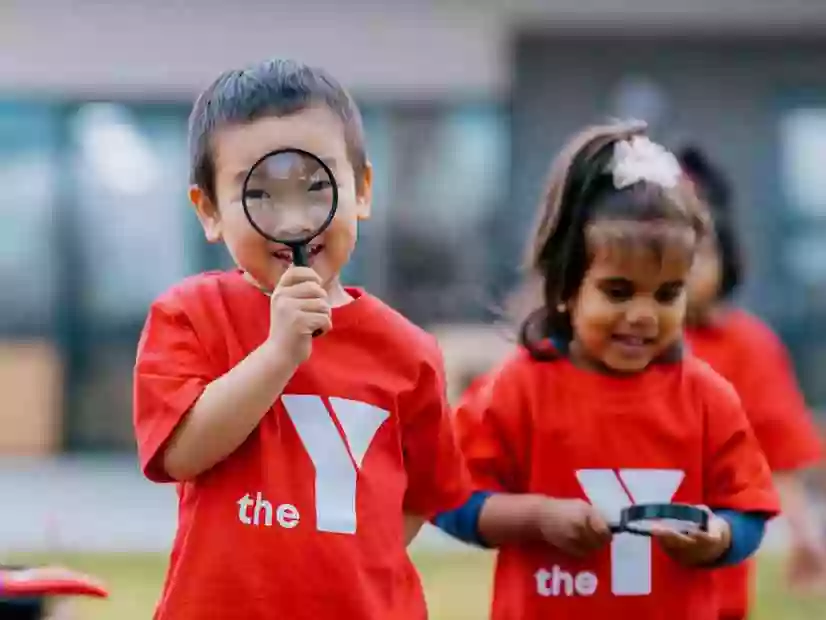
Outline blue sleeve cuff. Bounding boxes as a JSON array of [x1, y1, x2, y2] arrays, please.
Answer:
[[432, 491, 492, 548], [708, 509, 770, 567]]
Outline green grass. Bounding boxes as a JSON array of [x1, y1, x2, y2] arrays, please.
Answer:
[[749, 554, 825, 620], [6, 550, 825, 619]]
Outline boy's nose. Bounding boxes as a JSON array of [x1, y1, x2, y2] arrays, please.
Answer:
[[273, 209, 315, 239]]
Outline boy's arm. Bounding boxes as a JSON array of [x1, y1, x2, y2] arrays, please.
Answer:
[[135, 269, 327, 482], [161, 340, 298, 481], [134, 300, 298, 482]]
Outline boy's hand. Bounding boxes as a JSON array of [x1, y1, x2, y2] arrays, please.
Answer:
[[652, 509, 731, 567], [268, 266, 331, 363], [535, 498, 613, 557]]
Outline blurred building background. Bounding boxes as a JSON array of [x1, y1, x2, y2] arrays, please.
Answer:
[[2, 0, 826, 459]]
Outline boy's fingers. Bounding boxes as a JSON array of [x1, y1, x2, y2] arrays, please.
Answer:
[[279, 266, 323, 287], [280, 281, 328, 300]]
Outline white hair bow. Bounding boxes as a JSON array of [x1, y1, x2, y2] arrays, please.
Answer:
[[609, 136, 682, 190]]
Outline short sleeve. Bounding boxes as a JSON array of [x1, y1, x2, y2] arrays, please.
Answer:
[[133, 298, 216, 483], [734, 324, 823, 471], [701, 370, 780, 514], [455, 359, 531, 494], [400, 340, 472, 518]]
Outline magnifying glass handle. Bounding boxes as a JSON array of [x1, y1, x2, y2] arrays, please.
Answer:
[[288, 244, 323, 338], [292, 244, 309, 267]]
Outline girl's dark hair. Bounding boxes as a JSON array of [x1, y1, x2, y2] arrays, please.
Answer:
[[677, 145, 742, 299], [516, 121, 709, 360]]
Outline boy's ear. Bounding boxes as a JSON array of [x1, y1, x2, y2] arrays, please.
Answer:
[[355, 162, 373, 221], [189, 185, 222, 243]]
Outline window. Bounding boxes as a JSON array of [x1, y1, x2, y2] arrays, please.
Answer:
[[775, 102, 826, 410], [779, 108, 826, 218], [607, 75, 669, 130], [68, 103, 194, 325], [778, 107, 826, 288], [0, 103, 61, 334], [360, 102, 509, 326]]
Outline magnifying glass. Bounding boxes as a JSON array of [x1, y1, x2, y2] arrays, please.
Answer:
[[242, 147, 339, 267], [609, 503, 709, 537]]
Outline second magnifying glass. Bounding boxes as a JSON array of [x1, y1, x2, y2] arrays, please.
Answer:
[[609, 504, 709, 537]]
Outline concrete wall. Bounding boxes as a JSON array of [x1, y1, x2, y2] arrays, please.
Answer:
[[0, 0, 506, 98], [3, 0, 826, 99]]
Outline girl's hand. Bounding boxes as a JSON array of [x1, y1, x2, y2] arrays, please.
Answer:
[[652, 509, 731, 567], [536, 498, 613, 557]]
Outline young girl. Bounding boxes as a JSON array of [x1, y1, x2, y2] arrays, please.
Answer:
[[433, 122, 780, 619], [679, 145, 826, 616]]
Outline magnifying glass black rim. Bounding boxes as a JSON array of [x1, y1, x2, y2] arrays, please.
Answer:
[[610, 503, 709, 537], [241, 147, 339, 246]]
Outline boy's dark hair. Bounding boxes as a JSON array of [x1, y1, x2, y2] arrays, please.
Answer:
[[517, 121, 709, 359], [676, 145, 742, 299], [188, 58, 367, 202]]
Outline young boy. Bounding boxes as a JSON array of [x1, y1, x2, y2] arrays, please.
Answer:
[[133, 58, 471, 620]]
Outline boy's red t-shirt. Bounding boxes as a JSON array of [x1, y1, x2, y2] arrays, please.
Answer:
[[686, 309, 823, 619], [133, 270, 471, 620], [456, 349, 779, 620]]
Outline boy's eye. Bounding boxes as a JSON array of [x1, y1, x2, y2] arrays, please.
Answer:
[[655, 282, 684, 304], [600, 279, 634, 302], [244, 188, 269, 201], [308, 179, 333, 193]]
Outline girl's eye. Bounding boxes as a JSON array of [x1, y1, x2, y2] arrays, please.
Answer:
[[655, 283, 684, 304], [600, 280, 634, 302]]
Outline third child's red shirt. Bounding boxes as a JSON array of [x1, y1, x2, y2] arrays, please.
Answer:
[[686, 309, 823, 619], [456, 350, 779, 620], [133, 270, 471, 620]]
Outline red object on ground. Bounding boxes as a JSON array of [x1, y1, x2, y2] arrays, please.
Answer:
[[0, 567, 108, 598]]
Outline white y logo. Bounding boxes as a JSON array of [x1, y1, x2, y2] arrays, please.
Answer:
[[282, 395, 389, 535], [576, 469, 684, 596]]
